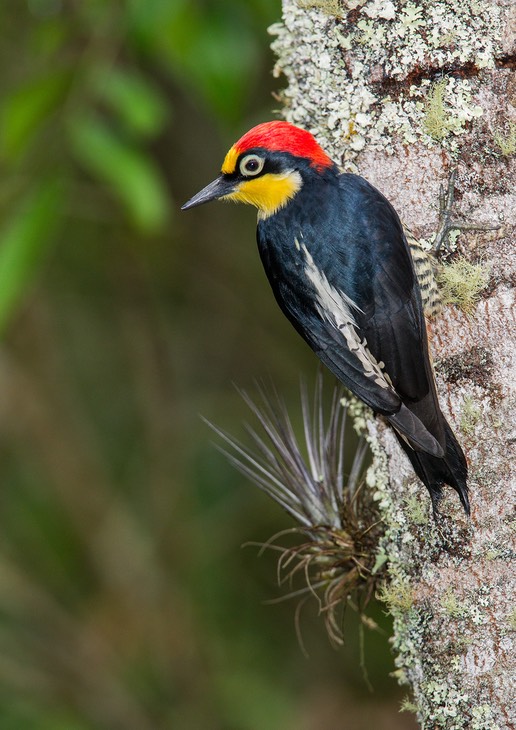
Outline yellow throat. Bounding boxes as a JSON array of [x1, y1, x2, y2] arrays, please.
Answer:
[[225, 172, 302, 218], [220, 145, 302, 218]]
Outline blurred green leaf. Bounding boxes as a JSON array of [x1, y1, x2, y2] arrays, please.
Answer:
[[30, 16, 69, 56], [125, 0, 195, 48], [177, 20, 260, 120], [126, 0, 263, 121], [1, 71, 71, 160], [68, 115, 169, 233], [217, 667, 294, 730], [0, 179, 61, 335], [92, 66, 169, 138], [0, 698, 91, 730]]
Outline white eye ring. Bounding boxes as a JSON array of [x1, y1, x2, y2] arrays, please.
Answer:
[[239, 154, 264, 177]]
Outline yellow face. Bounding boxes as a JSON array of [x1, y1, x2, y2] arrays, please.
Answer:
[[225, 173, 302, 218], [220, 145, 302, 219]]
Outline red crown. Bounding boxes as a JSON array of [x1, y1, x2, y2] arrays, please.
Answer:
[[234, 121, 333, 171]]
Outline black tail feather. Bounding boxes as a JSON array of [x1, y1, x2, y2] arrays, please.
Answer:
[[395, 419, 469, 515]]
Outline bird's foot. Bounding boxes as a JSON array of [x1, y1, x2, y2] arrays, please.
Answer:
[[431, 169, 500, 255]]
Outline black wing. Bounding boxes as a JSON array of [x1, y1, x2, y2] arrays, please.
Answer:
[[257, 172, 445, 456]]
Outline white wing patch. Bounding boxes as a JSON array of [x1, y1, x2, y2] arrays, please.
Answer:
[[302, 243, 393, 391]]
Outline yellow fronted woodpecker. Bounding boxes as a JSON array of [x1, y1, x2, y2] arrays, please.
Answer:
[[182, 121, 469, 515]]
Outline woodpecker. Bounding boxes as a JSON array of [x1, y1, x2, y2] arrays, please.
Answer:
[[182, 121, 469, 515]]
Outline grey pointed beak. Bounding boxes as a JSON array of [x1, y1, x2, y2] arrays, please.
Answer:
[[181, 175, 236, 210]]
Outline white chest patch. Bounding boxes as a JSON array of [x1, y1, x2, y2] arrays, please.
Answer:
[[301, 244, 393, 391]]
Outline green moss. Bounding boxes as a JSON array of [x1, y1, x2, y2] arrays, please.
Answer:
[[422, 79, 451, 141], [494, 122, 516, 156], [296, 0, 344, 16], [400, 696, 419, 714], [436, 258, 491, 314], [507, 608, 516, 631], [440, 588, 466, 618], [460, 395, 481, 435], [377, 576, 414, 613], [404, 493, 430, 525], [454, 634, 474, 649]]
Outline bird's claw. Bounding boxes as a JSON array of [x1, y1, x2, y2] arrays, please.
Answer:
[[431, 168, 500, 254]]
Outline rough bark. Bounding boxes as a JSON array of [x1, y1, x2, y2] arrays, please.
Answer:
[[270, 1, 515, 727]]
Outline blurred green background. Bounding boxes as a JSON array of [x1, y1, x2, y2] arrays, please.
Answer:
[[0, 2, 416, 728]]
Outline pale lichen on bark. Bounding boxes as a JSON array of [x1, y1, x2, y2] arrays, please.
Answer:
[[270, 1, 516, 727]]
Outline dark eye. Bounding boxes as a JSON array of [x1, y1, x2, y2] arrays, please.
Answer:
[[239, 154, 264, 177]]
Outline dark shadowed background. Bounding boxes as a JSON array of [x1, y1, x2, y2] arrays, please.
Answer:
[[0, 2, 417, 728]]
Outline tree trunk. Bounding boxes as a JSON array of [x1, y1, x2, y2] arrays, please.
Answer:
[[270, 1, 515, 727]]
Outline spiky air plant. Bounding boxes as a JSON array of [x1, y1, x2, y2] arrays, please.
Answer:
[[209, 375, 385, 645]]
